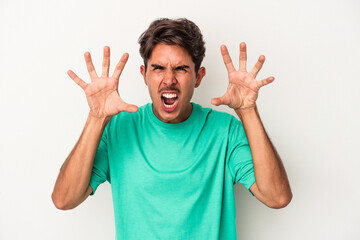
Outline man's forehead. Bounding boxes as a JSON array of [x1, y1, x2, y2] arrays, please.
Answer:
[[148, 44, 195, 67]]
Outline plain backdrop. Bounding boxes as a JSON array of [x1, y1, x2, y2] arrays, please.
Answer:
[[1, 0, 359, 239]]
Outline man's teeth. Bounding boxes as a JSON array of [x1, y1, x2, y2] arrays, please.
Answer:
[[162, 93, 177, 98], [164, 102, 176, 108]]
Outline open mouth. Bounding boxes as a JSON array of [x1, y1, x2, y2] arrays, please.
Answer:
[[161, 92, 179, 111]]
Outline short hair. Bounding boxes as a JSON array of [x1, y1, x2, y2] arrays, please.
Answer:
[[138, 18, 206, 73]]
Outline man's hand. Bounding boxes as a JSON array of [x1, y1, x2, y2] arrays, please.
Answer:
[[211, 42, 274, 110], [68, 46, 138, 118]]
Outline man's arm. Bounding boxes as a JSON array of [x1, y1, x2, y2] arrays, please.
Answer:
[[52, 114, 109, 210], [51, 47, 137, 210], [212, 42, 292, 208], [236, 106, 291, 208]]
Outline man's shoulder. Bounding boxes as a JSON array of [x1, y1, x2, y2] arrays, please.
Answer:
[[108, 103, 150, 127], [193, 103, 239, 128], [117, 103, 149, 117], [194, 103, 236, 121]]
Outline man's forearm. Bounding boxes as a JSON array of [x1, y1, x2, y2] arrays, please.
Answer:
[[236, 105, 292, 207], [52, 113, 111, 210]]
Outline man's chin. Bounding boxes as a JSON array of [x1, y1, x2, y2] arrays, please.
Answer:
[[157, 111, 181, 123], [153, 101, 192, 123]]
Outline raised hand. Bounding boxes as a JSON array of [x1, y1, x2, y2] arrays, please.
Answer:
[[67, 46, 138, 118], [211, 42, 274, 110]]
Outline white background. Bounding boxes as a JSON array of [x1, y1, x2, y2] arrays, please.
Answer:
[[1, 0, 359, 239]]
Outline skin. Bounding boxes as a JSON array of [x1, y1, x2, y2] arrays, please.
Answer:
[[140, 44, 206, 123], [68, 48, 138, 118], [52, 42, 292, 210]]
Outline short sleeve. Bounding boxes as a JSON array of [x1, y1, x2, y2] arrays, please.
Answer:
[[89, 125, 111, 196], [227, 117, 256, 194]]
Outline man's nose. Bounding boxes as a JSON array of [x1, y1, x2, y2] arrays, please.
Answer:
[[163, 69, 177, 85]]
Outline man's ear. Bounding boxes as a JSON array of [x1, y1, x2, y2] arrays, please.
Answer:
[[195, 67, 206, 88], [140, 65, 147, 85]]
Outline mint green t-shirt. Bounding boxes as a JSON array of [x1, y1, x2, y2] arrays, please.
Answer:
[[89, 103, 255, 240]]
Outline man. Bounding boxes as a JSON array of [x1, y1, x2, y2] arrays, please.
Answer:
[[52, 18, 292, 239]]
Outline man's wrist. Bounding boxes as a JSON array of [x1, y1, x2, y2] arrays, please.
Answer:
[[87, 112, 112, 128], [234, 104, 258, 121], [234, 104, 257, 113]]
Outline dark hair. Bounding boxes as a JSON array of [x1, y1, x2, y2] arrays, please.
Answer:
[[138, 18, 205, 73]]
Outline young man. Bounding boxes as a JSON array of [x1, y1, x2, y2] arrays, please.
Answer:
[[52, 18, 292, 239]]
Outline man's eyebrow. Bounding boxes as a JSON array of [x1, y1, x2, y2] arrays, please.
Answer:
[[174, 65, 190, 70], [151, 64, 164, 69]]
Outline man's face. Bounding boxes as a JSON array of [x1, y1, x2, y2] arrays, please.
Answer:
[[140, 44, 206, 123]]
